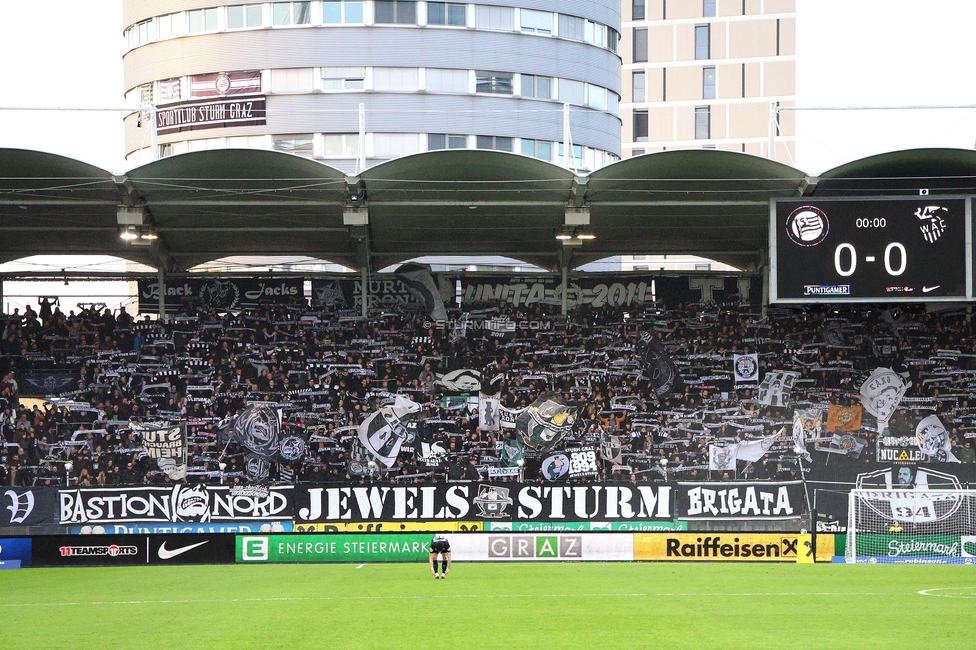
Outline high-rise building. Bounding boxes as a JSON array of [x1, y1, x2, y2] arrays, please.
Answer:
[[122, 1, 623, 173], [621, 0, 794, 161]]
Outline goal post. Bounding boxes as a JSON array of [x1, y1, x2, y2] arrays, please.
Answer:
[[846, 489, 976, 564]]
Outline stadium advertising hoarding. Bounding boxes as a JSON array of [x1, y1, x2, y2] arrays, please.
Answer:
[[73, 521, 293, 535], [0, 537, 33, 568], [137, 278, 304, 313], [0, 487, 57, 527], [294, 483, 673, 524], [58, 485, 294, 525], [634, 533, 834, 562], [31, 534, 236, 566], [850, 534, 976, 562], [451, 533, 633, 561], [675, 482, 805, 521], [481, 520, 688, 532], [236, 534, 432, 563], [293, 521, 483, 533], [771, 197, 970, 303]]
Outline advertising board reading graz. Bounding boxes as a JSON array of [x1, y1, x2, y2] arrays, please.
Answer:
[[771, 197, 970, 303]]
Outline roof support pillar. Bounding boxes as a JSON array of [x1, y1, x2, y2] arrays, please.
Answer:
[[157, 268, 166, 322]]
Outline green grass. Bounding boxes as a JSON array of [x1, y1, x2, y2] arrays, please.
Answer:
[[1, 563, 974, 649]]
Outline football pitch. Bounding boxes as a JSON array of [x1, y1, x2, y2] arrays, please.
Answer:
[[1, 563, 974, 649]]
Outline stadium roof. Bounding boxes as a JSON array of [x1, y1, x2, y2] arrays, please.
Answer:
[[2, 146, 974, 273]]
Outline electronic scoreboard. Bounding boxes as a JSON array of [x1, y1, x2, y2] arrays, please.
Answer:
[[771, 197, 970, 303]]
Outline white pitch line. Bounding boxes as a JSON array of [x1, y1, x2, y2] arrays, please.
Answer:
[[356, 564, 366, 569], [0, 592, 897, 608], [918, 587, 976, 598]]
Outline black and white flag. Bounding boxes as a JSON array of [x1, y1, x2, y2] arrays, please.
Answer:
[[133, 422, 187, 481], [638, 334, 679, 396], [357, 395, 423, 467], [733, 354, 759, 383], [915, 415, 960, 463], [395, 263, 448, 321], [755, 371, 799, 407], [860, 367, 907, 426], [478, 373, 503, 433]]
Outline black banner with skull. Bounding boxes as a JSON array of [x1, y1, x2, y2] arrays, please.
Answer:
[[57, 485, 294, 524]]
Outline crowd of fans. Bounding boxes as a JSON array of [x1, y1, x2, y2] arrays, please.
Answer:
[[2, 292, 976, 489]]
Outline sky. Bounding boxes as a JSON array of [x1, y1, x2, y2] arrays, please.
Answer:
[[2, 0, 976, 174]]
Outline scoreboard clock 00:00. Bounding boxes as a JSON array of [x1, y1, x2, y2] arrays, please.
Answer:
[[771, 197, 969, 303]]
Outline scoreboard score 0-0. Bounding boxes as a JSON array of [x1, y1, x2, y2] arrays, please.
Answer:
[[771, 197, 971, 303]]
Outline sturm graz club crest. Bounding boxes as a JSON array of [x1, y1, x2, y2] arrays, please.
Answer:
[[856, 467, 963, 525], [473, 485, 513, 518], [278, 436, 307, 462], [734, 355, 758, 381], [786, 205, 829, 247]]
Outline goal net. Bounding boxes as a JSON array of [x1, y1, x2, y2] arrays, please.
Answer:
[[846, 489, 976, 564]]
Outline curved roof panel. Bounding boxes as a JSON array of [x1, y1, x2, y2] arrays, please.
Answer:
[[814, 148, 976, 196]]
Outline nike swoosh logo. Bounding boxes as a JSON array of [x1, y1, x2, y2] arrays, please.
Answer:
[[922, 285, 940, 293], [158, 540, 209, 560]]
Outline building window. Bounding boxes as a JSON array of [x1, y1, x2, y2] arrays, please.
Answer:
[[273, 2, 311, 25], [695, 106, 710, 139], [429, 134, 467, 150], [322, 1, 364, 24], [187, 8, 218, 33], [633, 0, 645, 20], [475, 6, 513, 31], [703, 66, 716, 99], [585, 21, 607, 47], [559, 79, 585, 105], [373, 67, 419, 91], [323, 134, 360, 157], [634, 28, 648, 62], [633, 110, 648, 142], [520, 9, 552, 35], [703, 0, 716, 17], [322, 67, 365, 90], [521, 139, 552, 161], [476, 71, 513, 94], [375, 1, 417, 24], [272, 68, 315, 93], [632, 148, 645, 156], [426, 68, 469, 93], [558, 15, 584, 41], [427, 2, 466, 26], [159, 143, 174, 158], [227, 4, 264, 28], [695, 24, 710, 59], [274, 135, 315, 156], [476, 135, 513, 152], [557, 143, 584, 168], [695, 263, 712, 270], [587, 84, 607, 110], [633, 71, 646, 102], [134, 19, 155, 46], [157, 13, 182, 39], [521, 74, 552, 99]]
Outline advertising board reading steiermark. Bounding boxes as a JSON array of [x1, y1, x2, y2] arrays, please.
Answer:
[[771, 197, 971, 303]]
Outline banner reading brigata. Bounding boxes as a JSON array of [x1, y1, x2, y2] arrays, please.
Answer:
[[59, 485, 293, 525], [137, 278, 304, 313], [294, 483, 673, 524], [675, 482, 804, 520]]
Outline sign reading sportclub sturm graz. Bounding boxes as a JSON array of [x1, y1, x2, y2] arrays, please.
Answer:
[[155, 96, 267, 135], [771, 197, 968, 302], [137, 278, 304, 313], [295, 483, 673, 523], [676, 482, 805, 520], [58, 485, 293, 524]]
